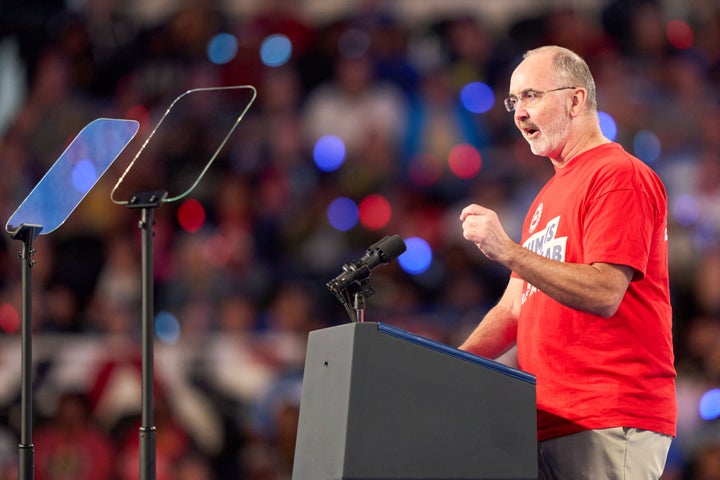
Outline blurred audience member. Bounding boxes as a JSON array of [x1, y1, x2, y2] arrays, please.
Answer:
[[34, 390, 114, 480]]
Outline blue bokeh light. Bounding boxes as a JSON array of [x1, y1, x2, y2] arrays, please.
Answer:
[[260, 34, 292, 67], [699, 388, 720, 420], [327, 197, 358, 232], [155, 311, 180, 344], [398, 236, 433, 275], [459, 82, 494, 114], [71, 159, 98, 194], [313, 135, 346, 172], [633, 130, 662, 165], [598, 111, 617, 141], [207, 33, 238, 65], [672, 194, 699, 226]]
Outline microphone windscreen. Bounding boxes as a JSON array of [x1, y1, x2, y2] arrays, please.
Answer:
[[374, 234, 407, 262]]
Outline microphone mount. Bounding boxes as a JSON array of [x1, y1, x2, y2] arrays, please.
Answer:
[[327, 235, 406, 323]]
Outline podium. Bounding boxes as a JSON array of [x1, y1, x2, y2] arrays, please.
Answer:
[[292, 322, 537, 480]]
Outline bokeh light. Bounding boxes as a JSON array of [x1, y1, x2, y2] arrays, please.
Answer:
[[598, 111, 617, 141], [178, 198, 206, 233], [0, 303, 20, 333], [124, 104, 150, 133], [666, 20, 693, 50], [448, 144, 482, 179], [672, 194, 699, 226], [633, 130, 661, 165], [699, 388, 720, 420], [260, 34, 292, 67], [155, 311, 180, 344], [71, 158, 98, 194], [398, 236, 433, 275], [313, 135, 346, 172], [327, 197, 358, 232], [459, 82, 494, 114], [358, 194, 392, 230], [207, 33, 238, 64]]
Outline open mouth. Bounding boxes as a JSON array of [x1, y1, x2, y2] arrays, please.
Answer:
[[519, 121, 540, 139], [524, 127, 540, 139]]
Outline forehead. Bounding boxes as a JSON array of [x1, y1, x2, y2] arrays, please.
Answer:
[[509, 52, 556, 93]]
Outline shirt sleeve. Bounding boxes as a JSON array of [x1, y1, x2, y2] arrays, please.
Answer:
[[582, 188, 656, 279]]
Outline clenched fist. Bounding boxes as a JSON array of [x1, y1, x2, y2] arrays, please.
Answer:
[[460, 204, 514, 262]]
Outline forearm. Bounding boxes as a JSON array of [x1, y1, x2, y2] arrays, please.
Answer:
[[499, 242, 632, 318], [460, 203, 632, 318], [458, 277, 522, 359], [458, 304, 518, 359]]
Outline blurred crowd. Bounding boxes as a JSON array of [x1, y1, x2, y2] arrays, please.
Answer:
[[0, 0, 719, 478]]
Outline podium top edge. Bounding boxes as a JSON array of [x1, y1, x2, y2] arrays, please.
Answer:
[[376, 322, 536, 385]]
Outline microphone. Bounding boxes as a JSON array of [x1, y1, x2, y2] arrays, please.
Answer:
[[327, 235, 407, 291]]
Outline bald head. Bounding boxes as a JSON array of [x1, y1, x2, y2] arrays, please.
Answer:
[[523, 46, 598, 113]]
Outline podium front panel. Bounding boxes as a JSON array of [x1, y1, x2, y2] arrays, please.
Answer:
[[292, 322, 537, 480]]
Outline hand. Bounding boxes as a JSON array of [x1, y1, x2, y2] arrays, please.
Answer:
[[460, 204, 513, 262]]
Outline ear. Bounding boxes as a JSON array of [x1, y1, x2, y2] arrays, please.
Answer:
[[568, 88, 587, 117]]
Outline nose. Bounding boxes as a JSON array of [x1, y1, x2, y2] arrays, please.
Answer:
[[514, 104, 529, 123]]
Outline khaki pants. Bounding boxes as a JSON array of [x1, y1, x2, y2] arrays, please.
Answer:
[[538, 427, 673, 480]]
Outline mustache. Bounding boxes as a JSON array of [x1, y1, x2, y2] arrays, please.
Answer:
[[518, 121, 539, 131]]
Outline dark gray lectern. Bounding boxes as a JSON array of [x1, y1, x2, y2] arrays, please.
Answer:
[[292, 322, 537, 480]]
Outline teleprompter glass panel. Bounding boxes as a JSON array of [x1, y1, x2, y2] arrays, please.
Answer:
[[110, 85, 257, 205], [6, 118, 139, 235]]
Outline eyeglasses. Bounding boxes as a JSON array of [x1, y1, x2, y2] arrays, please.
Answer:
[[503, 86, 577, 112]]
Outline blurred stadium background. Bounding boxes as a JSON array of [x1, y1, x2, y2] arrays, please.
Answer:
[[0, 0, 719, 478]]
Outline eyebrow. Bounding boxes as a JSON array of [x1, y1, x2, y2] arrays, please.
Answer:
[[507, 88, 540, 97]]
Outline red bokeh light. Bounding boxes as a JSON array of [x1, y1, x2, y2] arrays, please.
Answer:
[[177, 198, 206, 233], [124, 104, 150, 134], [448, 144, 482, 179], [358, 194, 392, 230], [666, 20, 693, 50], [0, 303, 20, 334]]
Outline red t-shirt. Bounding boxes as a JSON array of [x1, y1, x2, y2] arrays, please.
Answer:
[[513, 142, 677, 441]]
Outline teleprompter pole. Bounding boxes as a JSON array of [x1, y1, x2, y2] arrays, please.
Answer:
[[128, 191, 167, 480], [10, 224, 42, 480]]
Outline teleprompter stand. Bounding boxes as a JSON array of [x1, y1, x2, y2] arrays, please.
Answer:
[[9, 225, 41, 480], [110, 86, 256, 480], [126, 190, 167, 480], [5, 118, 140, 480]]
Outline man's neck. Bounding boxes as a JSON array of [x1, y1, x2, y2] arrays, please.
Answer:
[[550, 125, 609, 169]]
